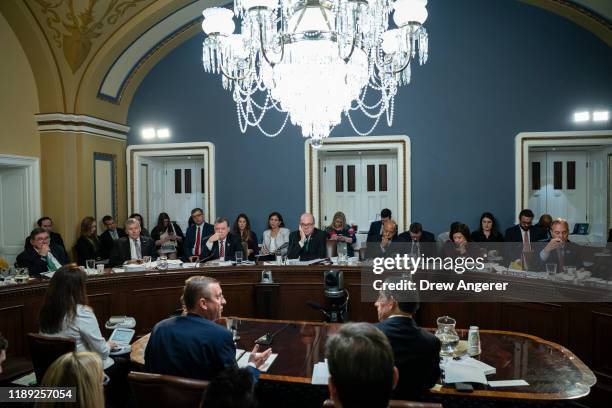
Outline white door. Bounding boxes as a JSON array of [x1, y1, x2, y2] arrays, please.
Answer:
[[545, 151, 587, 229], [0, 167, 30, 265], [528, 152, 547, 217], [163, 158, 205, 231], [138, 164, 149, 230], [146, 159, 165, 230], [320, 154, 397, 231], [587, 149, 608, 241]]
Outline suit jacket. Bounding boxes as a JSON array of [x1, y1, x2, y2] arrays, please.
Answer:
[[145, 313, 258, 381], [24, 231, 66, 253], [74, 236, 103, 266], [183, 222, 215, 259], [365, 235, 405, 259], [203, 233, 243, 261], [109, 236, 156, 267], [99, 228, 126, 259], [504, 225, 543, 243], [367, 221, 384, 242], [539, 241, 584, 271], [287, 229, 327, 260], [261, 228, 290, 255], [397, 231, 436, 257], [376, 317, 441, 400], [15, 244, 69, 276]]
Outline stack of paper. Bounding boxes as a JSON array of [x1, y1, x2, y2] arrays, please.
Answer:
[[441, 356, 496, 385], [236, 352, 278, 372], [311, 360, 330, 385]]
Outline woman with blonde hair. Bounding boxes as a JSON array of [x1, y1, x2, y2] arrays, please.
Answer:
[[325, 211, 356, 257], [35, 351, 105, 408]]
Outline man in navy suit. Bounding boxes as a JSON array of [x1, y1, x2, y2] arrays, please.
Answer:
[[16, 228, 69, 275], [374, 276, 441, 400], [99, 215, 127, 259], [145, 276, 271, 380], [366, 220, 404, 259], [367, 208, 392, 243], [204, 218, 243, 261], [504, 209, 544, 265], [398, 222, 436, 257], [184, 208, 214, 260], [538, 218, 584, 271]]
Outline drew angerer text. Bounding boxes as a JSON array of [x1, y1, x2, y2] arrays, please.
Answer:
[[372, 278, 509, 293]]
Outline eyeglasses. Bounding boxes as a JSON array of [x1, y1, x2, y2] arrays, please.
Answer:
[[34, 236, 50, 242], [300, 223, 314, 227]]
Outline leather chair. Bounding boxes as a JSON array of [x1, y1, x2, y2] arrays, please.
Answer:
[[26, 333, 76, 384], [323, 400, 442, 408], [128, 371, 209, 408], [326, 239, 338, 258]]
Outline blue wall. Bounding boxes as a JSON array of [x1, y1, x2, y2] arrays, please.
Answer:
[[127, 0, 612, 237]]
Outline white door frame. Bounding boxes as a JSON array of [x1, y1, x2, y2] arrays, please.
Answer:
[[126, 142, 216, 223], [305, 135, 411, 232], [0, 154, 41, 228]]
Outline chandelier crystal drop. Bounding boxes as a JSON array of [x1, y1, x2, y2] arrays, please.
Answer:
[[202, 0, 429, 147]]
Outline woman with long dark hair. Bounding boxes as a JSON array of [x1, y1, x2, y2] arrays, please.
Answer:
[[443, 223, 484, 259], [471, 212, 504, 243], [74, 217, 103, 266], [232, 213, 258, 260], [261, 212, 290, 256], [151, 212, 184, 260]]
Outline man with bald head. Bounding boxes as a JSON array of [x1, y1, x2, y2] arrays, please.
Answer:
[[287, 213, 327, 260], [366, 219, 404, 259]]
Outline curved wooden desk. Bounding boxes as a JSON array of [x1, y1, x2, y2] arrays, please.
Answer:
[[129, 317, 595, 401]]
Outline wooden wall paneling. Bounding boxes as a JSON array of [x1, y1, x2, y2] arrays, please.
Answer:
[[128, 286, 183, 334], [0, 305, 25, 356], [500, 303, 565, 343], [222, 284, 255, 318], [278, 283, 326, 321], [88, 292, 113, 335], [254, 284, 280, 319]]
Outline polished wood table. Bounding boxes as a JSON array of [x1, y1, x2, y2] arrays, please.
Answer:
[[130, 317, 596, 401]]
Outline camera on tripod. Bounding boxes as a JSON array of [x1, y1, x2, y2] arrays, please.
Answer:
[[307, 270, 349, 323]]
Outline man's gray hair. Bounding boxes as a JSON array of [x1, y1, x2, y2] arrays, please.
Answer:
[[214, 217, 229, 227], [182, 276, 219, 311], [125, 218, 140, 228]]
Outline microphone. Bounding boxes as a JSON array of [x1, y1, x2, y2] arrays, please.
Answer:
[[306, 301, 331, 320]]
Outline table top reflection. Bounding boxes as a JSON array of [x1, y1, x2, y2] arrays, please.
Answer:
[[130, 317, 595, 400]]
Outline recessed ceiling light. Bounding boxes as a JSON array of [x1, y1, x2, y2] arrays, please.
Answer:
[[593, 111, 609, 122], [157, 128, 170, 138], [142, 128, 155, 139], [573, 111, 590, 123]]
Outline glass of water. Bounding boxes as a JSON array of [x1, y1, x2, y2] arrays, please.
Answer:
[[86, 259, 95, 273], [435, 316, 459, 357], [142, 256, 151, 269], [158, 255, 168, 270], [235, 251, 243, 265], [545, 263, 557, 277]]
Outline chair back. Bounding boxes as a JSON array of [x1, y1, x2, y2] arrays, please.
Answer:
[[128, 371, 209, 408], [323, 400, 442, 408], [326, 239, 338, 258], [26, 333, 76, 384]]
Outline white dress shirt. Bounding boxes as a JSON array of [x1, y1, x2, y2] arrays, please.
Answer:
[[129, 237, 142, 260]]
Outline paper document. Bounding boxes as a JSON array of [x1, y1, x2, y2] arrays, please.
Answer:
[[235, 349, 246, 361], [457, 356, 496, 375], [237, 352, 278, 372], [488, 380, 529, 387], [311, 360, 330, 385], [442, 360, 488, 385], [12, 372, 36, 386], [40, 271, 55, 279]]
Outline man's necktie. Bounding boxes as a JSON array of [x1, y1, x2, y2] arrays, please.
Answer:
[[557, 247, 565, 272], [220, 240, 225, 259], [134, 239, 142, 259], [304, 236, 310, 252], [194, 226, 201, 256], [111, 230, 118, 240], [522, 230, 530, 252], [45, 256, 57, 272]]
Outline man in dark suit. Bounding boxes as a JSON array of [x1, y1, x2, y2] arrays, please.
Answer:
[[367, 208, 392, 243], [24, 217, 65, 253], [374, 276, 441, 400], [99, 215, 126, 259], [16, 227, 69, 275], [538, 218, 584, 271], [398, 222, 436, 257], [184, 208, 214, 260], [109, 218, 155, 266], [203, 217, 242, 261], [287, 213, 327, 260], [145, 276, 271, 380], [504, 209, 544, 265], [366, 220, 405, 259]]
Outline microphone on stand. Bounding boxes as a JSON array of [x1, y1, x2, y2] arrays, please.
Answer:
[[306, 300, 331, 321]]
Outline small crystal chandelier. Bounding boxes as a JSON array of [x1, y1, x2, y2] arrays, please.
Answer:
[[202, 0, 429, 147]]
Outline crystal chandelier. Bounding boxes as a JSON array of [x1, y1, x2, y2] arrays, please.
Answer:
[[201, 0, 429, 147]]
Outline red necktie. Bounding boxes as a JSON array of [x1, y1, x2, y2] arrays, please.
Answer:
[[194, 226, 201, 256], [522, 230, 530, 252], [220, 240, 225, 258]]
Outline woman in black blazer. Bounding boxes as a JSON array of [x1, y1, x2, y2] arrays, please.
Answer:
[[74, 216, 103, 265], [471, 212, 504, 243]]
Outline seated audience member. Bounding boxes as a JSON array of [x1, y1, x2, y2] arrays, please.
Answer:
[[367, 208, 392, 242], [151, 212, 184, 260], [325, 211, 356, 257], [375, 277, 441, 400], [99, 215, 126, 259], [16, 228, 69, 275], [36, 352, 105, 408], [471, 212, 504, 243], [184, 208, 214, 260], [261, 212, 290, 256], [366, 220, 404, 259], [325, 322, 398, 408], [539, 218, 584, 270], [201, 367, 256, 408], [287, 213, 327, 260], [145, 276, 271, 380], [437, 221, 460, 244], [398, 222, 436, 257], [0, 332, 7, 375], [204, 217, 243, 261], [443, 223, 483, 259], [109, 218, 156, 266], [537, 214, 553, 241], [74, 216, 103, 266], [129, 213, 150, 237], [24, 216, 66, 252], [232, 213, 258, 260], [504, 209, 543, 245]]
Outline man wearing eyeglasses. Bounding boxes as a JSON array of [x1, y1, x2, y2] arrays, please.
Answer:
[[287, 213, 327, 261], [145, 276, 271, 381], [16, 227, 69, 275]]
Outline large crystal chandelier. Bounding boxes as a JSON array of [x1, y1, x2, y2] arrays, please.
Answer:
[[202, 0, 429, 147]]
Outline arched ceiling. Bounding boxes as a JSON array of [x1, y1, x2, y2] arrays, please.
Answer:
[[1, 0, 610, 125]]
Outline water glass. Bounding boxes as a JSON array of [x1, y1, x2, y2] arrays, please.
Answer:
[[235, 251, 243, 265], [564, 266, 577, 276], [96, 264, 105, 274], [158, 255, 168, 270], [86, 259, 95, 272], [14, 267, 29, 283], [142, 256, 151, 269], [545, 263, 557, 276], [435, 316, 459, 357], [276, 254, 283, 265]]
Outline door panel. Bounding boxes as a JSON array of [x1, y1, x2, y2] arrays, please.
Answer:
[[164, 159, 204, 231], [0, 168, 29, 264]]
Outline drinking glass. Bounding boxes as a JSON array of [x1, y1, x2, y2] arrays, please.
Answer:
[[142, 256, 151, 269], [276, 254, 283, 265], [545, 263, 557, 276], [564, 266, 577, 276], [158, 255, 168, 270], [14, 267, 29, 283], [96, 264, 105, 274], [435, 316, 459, 357], [235, 251, 243, 265], [86, 259, 95, 273], [337, 242, 348, 265]]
